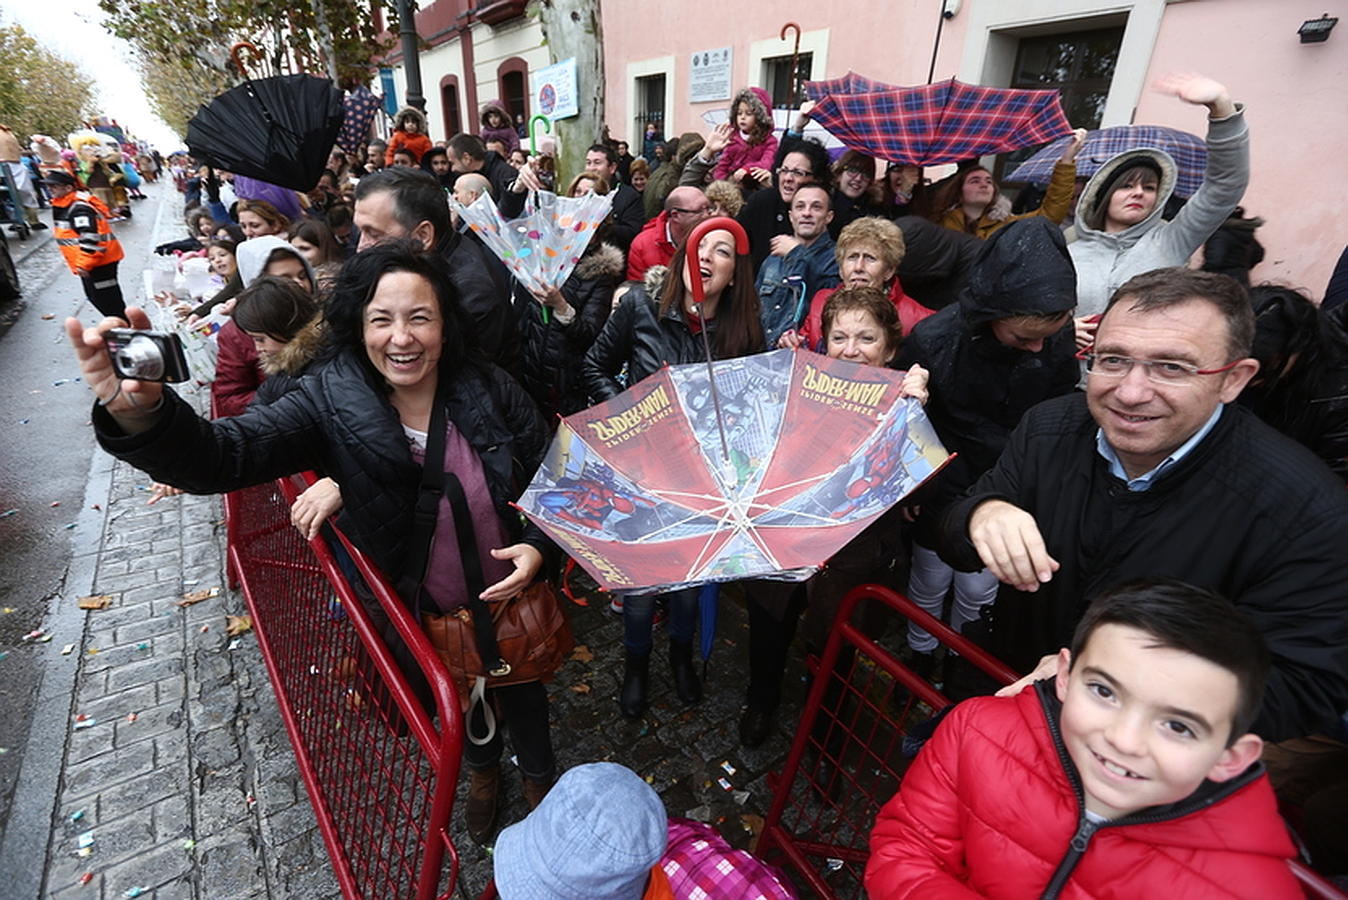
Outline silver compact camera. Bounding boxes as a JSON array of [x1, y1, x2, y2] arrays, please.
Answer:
[[105, 329, 191, 383]]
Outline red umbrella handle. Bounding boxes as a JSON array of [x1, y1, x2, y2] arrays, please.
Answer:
[[230, 42, 263, 78], [684, 217, 749, 306]]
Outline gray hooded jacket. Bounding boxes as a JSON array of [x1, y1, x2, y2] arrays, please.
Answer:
[[236, 235, 317, 290], [1069, 105, 1249, 316]]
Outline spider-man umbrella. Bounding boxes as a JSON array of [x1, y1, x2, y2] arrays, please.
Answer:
[[1006, 124, 1207, 198], [803, 72, 1073, 166], [186, 73, 345, 192], [517, 348, 950, 595]]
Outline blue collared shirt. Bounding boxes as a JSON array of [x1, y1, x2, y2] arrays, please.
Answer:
[[1096, 405, 1224, 492]]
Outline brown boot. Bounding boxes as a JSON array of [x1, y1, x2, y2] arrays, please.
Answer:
[[522, 777, 552, 811], [465, 766, 501, 844]]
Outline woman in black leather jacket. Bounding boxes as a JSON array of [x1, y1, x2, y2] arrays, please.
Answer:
[[581, 227, 764, 719], [67, 242, 555, 845]]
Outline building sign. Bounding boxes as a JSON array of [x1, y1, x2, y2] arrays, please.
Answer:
[[531, 58, 579, 120], [689, 47, 733, 103]]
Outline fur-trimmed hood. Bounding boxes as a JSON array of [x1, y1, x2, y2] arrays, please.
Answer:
[[730, 87, 773, 135], [479, 100, 512, 130], [1074, 147, 1179, 237], [394, 105, 428, 134], [261, 316, 325, 377], [574, 242, 625, 282], [642, 264, 669, 300]]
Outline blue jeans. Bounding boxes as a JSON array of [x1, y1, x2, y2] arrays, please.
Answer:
[[622, 587, 698, 654]]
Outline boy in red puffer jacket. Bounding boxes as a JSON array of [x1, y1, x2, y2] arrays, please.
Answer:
[[866, 579, 1302, 899]]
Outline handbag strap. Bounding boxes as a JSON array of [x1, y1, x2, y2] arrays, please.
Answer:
[[442, 472, 510, 677], [396, 374, 451, 606]]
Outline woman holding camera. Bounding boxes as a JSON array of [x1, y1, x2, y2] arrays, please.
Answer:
[[66, 242, 556, 846]]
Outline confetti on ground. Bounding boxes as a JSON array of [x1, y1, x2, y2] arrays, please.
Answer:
[[569, 644, 594, 663], [732, 790, 750, 806], [125, 712, 137, 723], [91, 504, 100, 511], [227, 639, 240, 651], [825, 858, 844, 872], [78, 872, 93, 885], [178, 587, 220, 606], [78, 595, 113, 610], [225, 614, 252, 636], [245, 794, 256, 808], [182, 838, 196, 850], [720, 760, 737, 776], [22, 630, 52, 643], [0, 652, 7, 662], [199, 625, 209, 633], [77, 830, 95, 848], [136, 642, 149, 651], [49, 501, 60, 508], [124, 887, 148, 898], [0, 509, 17, 519], [52, 379, 69, 386], [40, 313, 55, 320], [71, 809, 85, 821], [716, 777, 733, 791], [61, 644, 75, 655], [86, 647, 99, 655], [64, 523, 76, 530], [182, 578, 200, 585], [18, 419, 28, 425], [568, 683, 591, 694], [2, 607, 13, 614], [73, 716, 97, 730]]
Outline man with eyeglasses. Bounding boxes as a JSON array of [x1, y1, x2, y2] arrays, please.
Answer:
[[626, 186, 709, 282], [733, 137, 829, 272], [938, 267, 1348, 741]]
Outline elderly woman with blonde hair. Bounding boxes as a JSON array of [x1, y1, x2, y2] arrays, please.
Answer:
[[783, 216, 936, 352]]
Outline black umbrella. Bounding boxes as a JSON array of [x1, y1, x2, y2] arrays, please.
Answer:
[[186, 72, 345, 192]]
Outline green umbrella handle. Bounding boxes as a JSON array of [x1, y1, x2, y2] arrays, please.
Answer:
[[529, 114, 552, 155]]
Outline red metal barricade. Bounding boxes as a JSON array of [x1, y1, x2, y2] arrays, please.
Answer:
[[226, 472, 464, 899], [757, 584, 1018, 899]]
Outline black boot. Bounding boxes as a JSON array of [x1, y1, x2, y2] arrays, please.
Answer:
[[669, 639, 702, 704], [619, 650, 650, 718]]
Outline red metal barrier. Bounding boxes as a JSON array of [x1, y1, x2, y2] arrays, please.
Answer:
[[226, 472, 463, 899], [757, 584, 1018, 899]]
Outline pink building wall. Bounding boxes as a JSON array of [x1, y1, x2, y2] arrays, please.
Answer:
[[1139, 0, 1348, 298], [602, 2, 967, 140]]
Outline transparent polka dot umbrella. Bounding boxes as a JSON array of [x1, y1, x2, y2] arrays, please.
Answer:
[[451, 188, 614, 301]]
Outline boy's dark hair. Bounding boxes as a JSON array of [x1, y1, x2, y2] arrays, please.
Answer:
[[352, 167, 449, 244], [1070, 579, 1269, 743], [233, 276, 318, 342], [446, 133, 486, 162], [587, 143, 616, 167]]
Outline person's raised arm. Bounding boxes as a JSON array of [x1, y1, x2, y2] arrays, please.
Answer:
[[1151, 73, 1249, 260]]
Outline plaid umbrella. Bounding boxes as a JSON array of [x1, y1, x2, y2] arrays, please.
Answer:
[[1006, 124, 1207, 197], [805, 71, 897, 99], [803, 74, 1074, 166]]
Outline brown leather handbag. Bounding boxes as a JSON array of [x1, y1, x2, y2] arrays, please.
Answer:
[[422, 579, 573, 713]]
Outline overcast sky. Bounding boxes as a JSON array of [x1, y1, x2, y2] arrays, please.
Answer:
[[0, 0, 182, 149]]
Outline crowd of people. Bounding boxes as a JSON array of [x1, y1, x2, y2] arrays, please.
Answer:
[[60, 73, 1348, 898]]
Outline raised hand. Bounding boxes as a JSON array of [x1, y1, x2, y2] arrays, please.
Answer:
[[65, 307, 166, 433], [1153, 72, 1235, 117]]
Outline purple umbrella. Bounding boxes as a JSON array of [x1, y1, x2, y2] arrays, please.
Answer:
[[1006, 124, 1207, 198]]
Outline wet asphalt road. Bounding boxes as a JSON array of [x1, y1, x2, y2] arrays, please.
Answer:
[[0, 184, 167, 839]]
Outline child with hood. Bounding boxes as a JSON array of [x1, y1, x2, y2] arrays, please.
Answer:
[[479, 100, 521, 154], [713, 86, 779, 187], [383, 106, 432, 167]]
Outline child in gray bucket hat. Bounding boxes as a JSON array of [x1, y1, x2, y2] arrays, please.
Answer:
[[494, 762, 668, 899]]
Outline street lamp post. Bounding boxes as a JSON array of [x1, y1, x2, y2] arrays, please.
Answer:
[[397, 0, 426, 111]]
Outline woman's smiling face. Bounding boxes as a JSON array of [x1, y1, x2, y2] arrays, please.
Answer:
[[362, 270, 444, 396]]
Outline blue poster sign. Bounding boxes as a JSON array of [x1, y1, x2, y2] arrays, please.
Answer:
[[379, 68, 398, 115]]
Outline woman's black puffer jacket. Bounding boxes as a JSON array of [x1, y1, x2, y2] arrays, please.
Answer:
[[94, 349, 553, 582], [517, 242, 624, 417], [581, 267, 720, 403]]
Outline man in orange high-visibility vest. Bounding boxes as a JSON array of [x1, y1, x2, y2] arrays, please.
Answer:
[[44, 170, 126, 318]]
